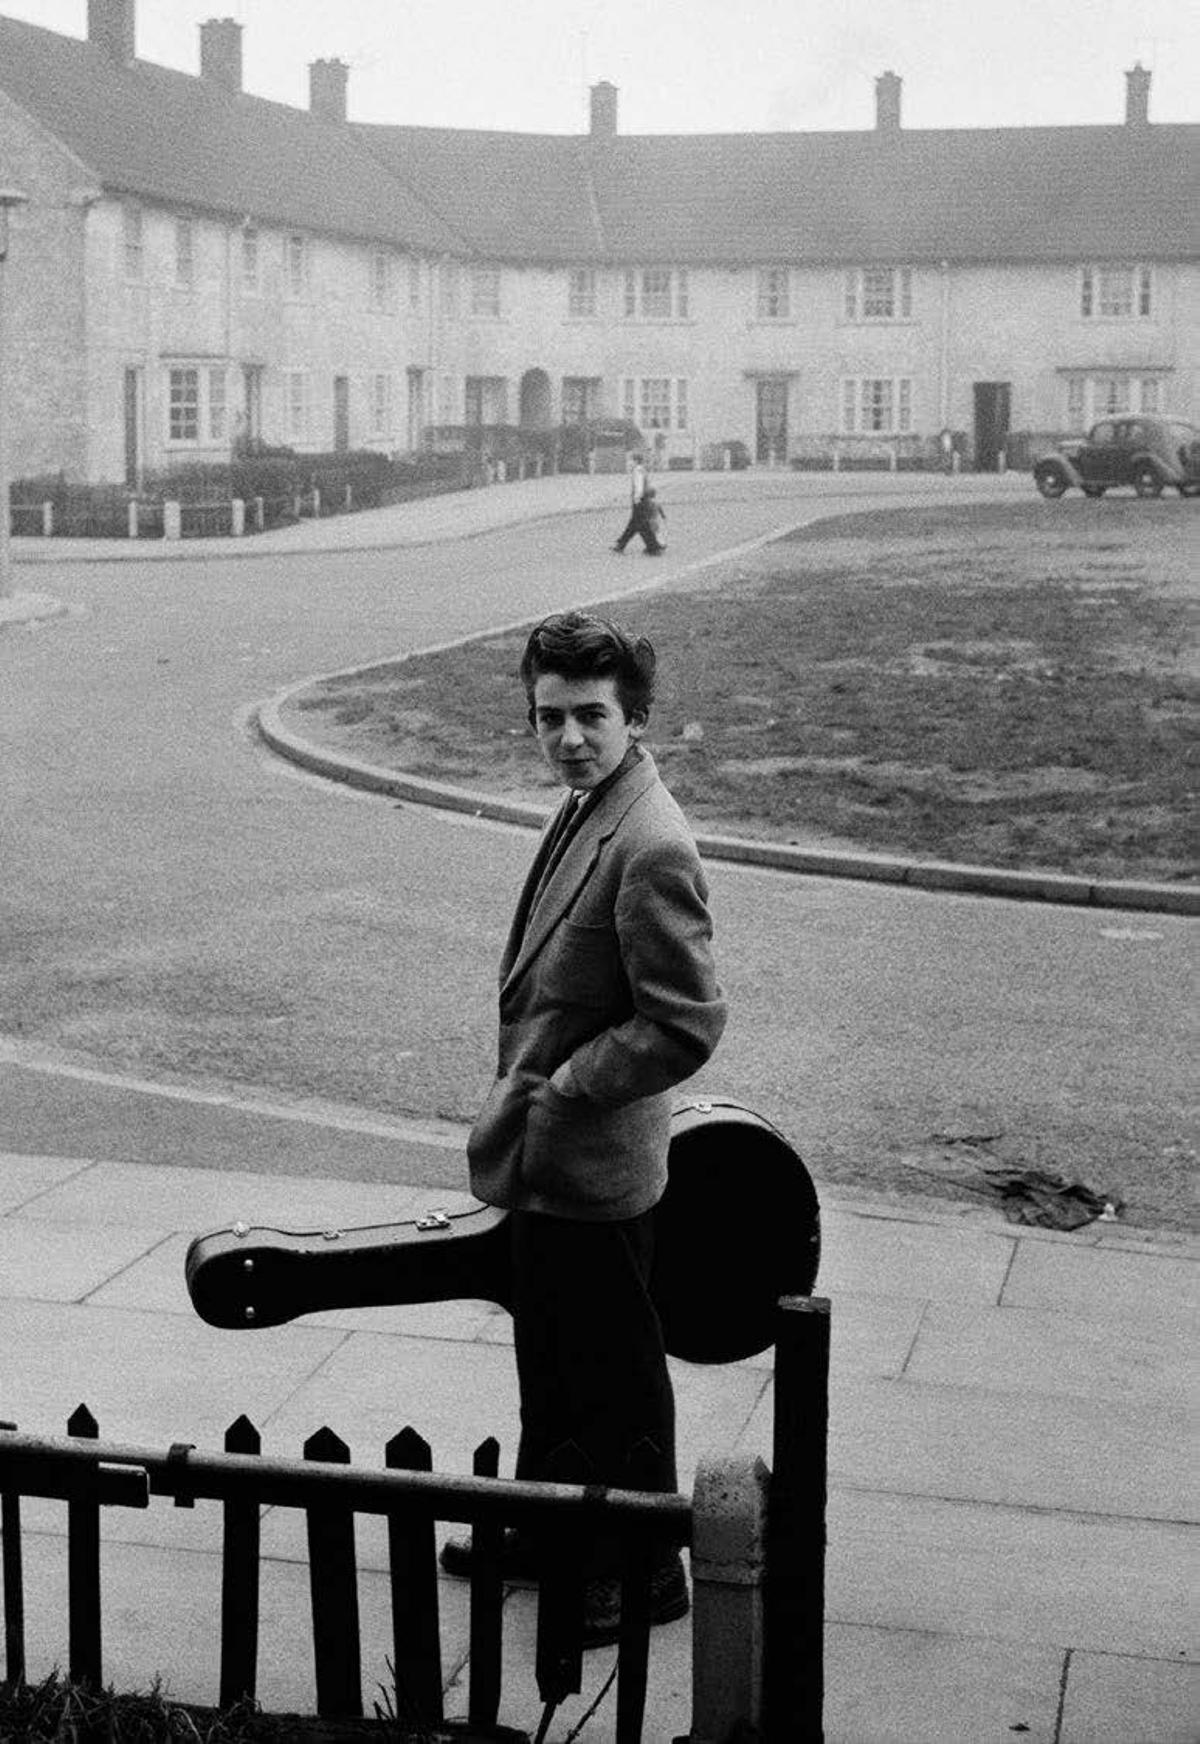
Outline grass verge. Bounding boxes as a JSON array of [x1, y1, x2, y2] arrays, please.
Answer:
[[287, 499, 1197, 886]]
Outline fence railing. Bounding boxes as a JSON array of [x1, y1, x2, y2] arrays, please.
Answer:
[[0, 1297, 829, 1742]]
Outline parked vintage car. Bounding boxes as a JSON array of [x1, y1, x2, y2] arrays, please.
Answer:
[[1033, 416, 1200, 499]]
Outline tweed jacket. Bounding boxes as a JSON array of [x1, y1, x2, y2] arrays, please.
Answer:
[[467, 749, 726, 1221]]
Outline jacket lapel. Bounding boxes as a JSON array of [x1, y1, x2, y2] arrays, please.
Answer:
[[500, 753, 658, 999]]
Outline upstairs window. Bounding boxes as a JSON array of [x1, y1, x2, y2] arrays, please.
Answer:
[[408, 258, 422, 311], [174, 218, 195, 289], [1080, 265, 1153, 320], [756, 267, 790, 320], [623, 268, 689, 320], [371, 249, 394, 311], [439, 261, 460, 317], [122, 205, 143, 280], [568, 269, 597, 318], [470, 267, 501, 318], [844, 267, 912, 321], [286, 234, 308, 299], [240, 226, 259, 292]]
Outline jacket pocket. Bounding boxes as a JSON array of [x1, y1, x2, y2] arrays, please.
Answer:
[[522, 1080, 662, 1211], [539, 920, 626, 1011]]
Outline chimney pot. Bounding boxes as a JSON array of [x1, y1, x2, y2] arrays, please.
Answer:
[[87, 0, 135, 64], [1124, 62, 1151, 127], [310, 58, 349, 125], [875, 69, 902, 133], [199, 17, 243, 94], [590, 81, 618, 140]]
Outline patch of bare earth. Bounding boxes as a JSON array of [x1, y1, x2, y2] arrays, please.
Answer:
[[283, 500, 1198, 883]]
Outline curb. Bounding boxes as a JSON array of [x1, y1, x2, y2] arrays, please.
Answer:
[[256, 687, 1199, 918]]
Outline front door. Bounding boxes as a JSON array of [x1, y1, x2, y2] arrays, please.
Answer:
[[333, 375, 350, 453], [972, 382, 1012, 471], [123, 367, 142, 488], [756, 379, 788, 464]]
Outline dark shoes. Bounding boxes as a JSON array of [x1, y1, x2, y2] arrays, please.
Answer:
[[438, 1526, 540, 1585], [439, 1534, 690, 1647], [581, 1552, 690, 1649]]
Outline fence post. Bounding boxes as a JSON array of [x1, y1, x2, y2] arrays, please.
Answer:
[[310, 487, 321, 518], [467, 1436, 503, 1729], [385, 1428, 443, 1728], [230, 498, 245, 538], [0, 1421, 25, 1686], [304, 1426, 362, 1718], [219, 1415, 261, 1708], [253, 495, 264, 532], [765, 1296, 829, 1742], [163, 500, 181, 541], [66, 1403, 102, 1688], [689, 1452, 770, 1741], [41, 500, 52, 537]]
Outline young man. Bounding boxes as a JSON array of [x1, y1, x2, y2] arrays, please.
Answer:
[[441, 609, 726, 1645], [611, 450, 651, 552]]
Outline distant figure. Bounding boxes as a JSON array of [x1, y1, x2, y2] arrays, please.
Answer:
[[641, 485, 667, 555], [611, 451, 651, 553]]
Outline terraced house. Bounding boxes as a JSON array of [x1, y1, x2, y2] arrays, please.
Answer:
[[0, 0, 1196, 485]]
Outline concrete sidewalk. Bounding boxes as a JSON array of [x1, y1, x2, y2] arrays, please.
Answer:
[[1, 1131, 1194, 1741]]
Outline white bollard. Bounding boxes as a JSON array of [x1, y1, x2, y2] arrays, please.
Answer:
[[231, 497, 245, 537], [127, 500, 138, 539], [163, 500, 181, 540], [42, 500, 53, 536]]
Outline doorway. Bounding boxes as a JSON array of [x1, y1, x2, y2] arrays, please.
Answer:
[[333, 375, 350, 453], [123, 367, 143, 488], [973, 382, 1012, 471], [755, 378, 788, 464]]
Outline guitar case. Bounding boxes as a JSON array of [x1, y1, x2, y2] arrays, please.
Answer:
[[185, 1096, 819, 1365]]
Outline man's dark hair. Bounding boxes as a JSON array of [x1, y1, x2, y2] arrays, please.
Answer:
[[520, 610, 656, 722]]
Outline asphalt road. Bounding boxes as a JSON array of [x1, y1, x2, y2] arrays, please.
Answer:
[[1, 475, 1194, 1228]]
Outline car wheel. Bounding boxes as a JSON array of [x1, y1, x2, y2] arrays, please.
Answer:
[[1133, 463, 1163, 499], [1082, 484, 1106, 498], [1035, 467, 1067, 500]]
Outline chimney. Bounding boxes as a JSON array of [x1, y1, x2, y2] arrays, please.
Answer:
[[87, 0, 135, 63], [590, 81, 618, 141], [875, 69, 902, 133], [199, 18, 243, 94], [309, 58, 349, 124], [1125, 63, 1151, 128]]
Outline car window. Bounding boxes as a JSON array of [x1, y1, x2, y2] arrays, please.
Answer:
[[1091, 422, 1116, 445], [1126, 423, 1146, 445]]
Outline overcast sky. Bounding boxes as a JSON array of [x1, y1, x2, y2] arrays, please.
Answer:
[[6, 0, 1198, 133]]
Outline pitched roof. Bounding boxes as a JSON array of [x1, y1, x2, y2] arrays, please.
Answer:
[[1, 12, 1196, 267], [0, 15, 459, 252]]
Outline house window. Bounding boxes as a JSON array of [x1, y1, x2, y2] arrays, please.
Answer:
[[371, 249, 393, 311], [408, 258, 422, 311], [123, 205, 143, 280], [568, 269, 597, 318], [168, 368, 200, 442], [470, 268, 501, 318], [175, 219, 195, 289], [370, 373, 392, 437], [286, 370, 310, 441], [840, 377, 913, 434], [464, 376, 507, 424], [562, 377, 599, 424], [757, 268, 790, 319], [439, 261, 460, 317], [241, 226, 259, 291], [1063, 372, 1165, 429], [623, 269, 689, 320], [844, 267, 912, 321], [166, 365, 227, 445], [1080, 265, 1153, 320], [286, 234, 308, 299], [623, 377, 689, 431]]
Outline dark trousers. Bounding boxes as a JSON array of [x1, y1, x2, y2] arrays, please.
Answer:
[[613, 501, 662, 553], [510, 1208, 677, 1503]]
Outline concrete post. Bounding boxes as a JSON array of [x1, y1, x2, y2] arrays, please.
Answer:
[[253, 496, 264, 531], [42, 501, 53, 537], [230, 497, 245, 537], [689, 1451, 770, 1742], [163, 500, 181, 540], [127, 500, 138, 540]]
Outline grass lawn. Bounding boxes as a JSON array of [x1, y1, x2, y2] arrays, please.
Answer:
[[287, 499, 1197, 885]]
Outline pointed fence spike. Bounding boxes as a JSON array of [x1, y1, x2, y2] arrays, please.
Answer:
[[472, 1435, 500, 1473], [385, 1426, 431, 1468], [225, 1417, 261, 1455], [304, 1426, 351, 1464], [67, 1404, 98, 1438]]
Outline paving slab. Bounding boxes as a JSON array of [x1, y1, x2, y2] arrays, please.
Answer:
[[1058, 1649, 1199, 1743], [1001, 1236, 1200, 1320], [0, 1152, 94, 1212], [902, 1300, 1194, 1407], [818, 1209, 1014, 1304], [739, 1371, 1192, 1519], [823, 1490, 1193, 1657], [0, 1217, 172, 1302]]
